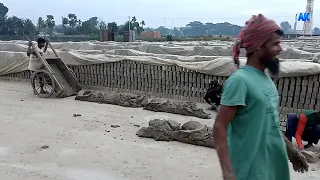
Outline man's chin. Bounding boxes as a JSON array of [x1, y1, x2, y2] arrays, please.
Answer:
[[266, 58, 280, 76]]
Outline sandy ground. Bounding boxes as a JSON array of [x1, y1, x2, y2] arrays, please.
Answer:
[[0, 81, 319, 180]]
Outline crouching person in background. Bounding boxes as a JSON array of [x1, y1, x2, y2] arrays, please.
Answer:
[[204, 80, 222, 110], [285, 110, 320, 150]]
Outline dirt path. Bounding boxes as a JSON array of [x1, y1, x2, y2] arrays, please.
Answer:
[[0, 81, 319, 180]]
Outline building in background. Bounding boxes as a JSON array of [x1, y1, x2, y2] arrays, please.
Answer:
[[140, 31, 161, 38], [123, 30, 136, 42], [99, 30, 115, 42]]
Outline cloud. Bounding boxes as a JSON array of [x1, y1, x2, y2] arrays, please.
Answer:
[[240, 9, 269, 15]]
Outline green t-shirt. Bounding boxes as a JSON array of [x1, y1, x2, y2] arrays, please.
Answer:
[[302, 110, 318, 126], [221, 65, 290, 180]]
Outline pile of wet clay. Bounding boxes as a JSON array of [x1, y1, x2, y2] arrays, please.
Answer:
[[75, 90, 211, 119], [75, 90, 148, 108], [136, 119, 214, 148], [144, 98, 211, 119]]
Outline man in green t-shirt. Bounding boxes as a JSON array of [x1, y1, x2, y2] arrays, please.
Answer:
[[213, 14, 308, 180]]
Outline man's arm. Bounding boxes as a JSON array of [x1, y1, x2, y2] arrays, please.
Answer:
[[282, 133, 309, 172], [295, 114, 307, 149], [214, 105, 238, 178], [27, 42, 33, 57], [27, 47, 34, 57], [43, 41, 48, 53], [213, 74, 247, 179]]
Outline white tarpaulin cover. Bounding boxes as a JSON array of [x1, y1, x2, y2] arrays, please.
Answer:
[[1, 40, 320, 77]]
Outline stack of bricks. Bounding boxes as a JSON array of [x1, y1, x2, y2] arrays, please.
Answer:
[[276, 75, 320, 110], [0, 71, 31, 82], [1, 60, 320, 130], [68, 60, 228, 102]]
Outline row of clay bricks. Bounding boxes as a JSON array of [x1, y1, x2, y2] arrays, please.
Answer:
[[1, 68, 318, 106], [2, 71, 31, 80], [78, 76, 209, 99], [2, 64, 320, 111], [74, 73, 220, 95], [0, 75, 30, 82], [68, 62, 229, 100], [276, 75, 320, 110], [69, 62, 229, 86]]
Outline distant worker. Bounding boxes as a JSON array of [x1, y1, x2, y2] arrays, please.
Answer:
[[285, 110, 320, 150], [204, 80, 222, 110], [27, 37, 48, 72], [26, 37, 49, 94]]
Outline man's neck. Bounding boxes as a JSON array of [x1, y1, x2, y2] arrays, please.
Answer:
[[246, 57, 265, 72]]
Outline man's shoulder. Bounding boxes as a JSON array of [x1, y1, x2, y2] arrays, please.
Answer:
[[227, 69, 249, 82]]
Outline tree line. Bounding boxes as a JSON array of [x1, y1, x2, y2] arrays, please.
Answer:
[[148, 21, 320, 37], [0, 1, 244, 38], [0, 3, 145, 37], [1, 2, 320, 38], [279, 21, 320, 35], [145, 21, 243, 37]]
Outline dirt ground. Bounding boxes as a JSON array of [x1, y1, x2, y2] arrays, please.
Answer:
[[0, 81, 319, 180]]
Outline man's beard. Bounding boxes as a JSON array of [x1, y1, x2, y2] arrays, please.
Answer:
[[263, 57, 280, 76]]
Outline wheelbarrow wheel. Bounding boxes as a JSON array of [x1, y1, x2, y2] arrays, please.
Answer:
[[32, 69, 56, 98]]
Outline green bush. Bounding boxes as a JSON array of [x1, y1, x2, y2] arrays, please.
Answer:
[[136, 35, 232, 42]]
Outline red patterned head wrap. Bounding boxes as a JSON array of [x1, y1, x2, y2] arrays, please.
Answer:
[[233, 14, 281, 67]]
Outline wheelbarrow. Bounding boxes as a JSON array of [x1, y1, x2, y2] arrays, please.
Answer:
[[28, 38, 81, 98]]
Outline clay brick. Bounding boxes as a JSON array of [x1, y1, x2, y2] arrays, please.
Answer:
[[296, 77, 301, 84], [279, 78, 284, 84], [306, 92, 312, 98], [313, 75, 319, 81], [302, 79, 308, 86], [305, 98, 311, 104], [301, 86, 307, 92], [288, 91, 294, 97], [284, 78, 289, 85]]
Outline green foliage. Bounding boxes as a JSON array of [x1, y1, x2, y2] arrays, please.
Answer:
[[314, 27, 320, 35], [67, 14, 78, 28], [23, 19, 37, 35], [107, 22, 118, 33], [45, 15, 55, 35], [80, 17, 98, 35], [3, 2, 318, 41], [6, 16, 24, 35], [166, 34, 173, 41], [118, 16, 145, 36], [37, 17, 45, 32], [137, 35, 232, 42], [280, 21, 292, 33], [99, 21, 107, 30], [0, 3, 8, 17]]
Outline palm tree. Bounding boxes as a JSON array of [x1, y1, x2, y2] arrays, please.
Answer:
[[131, 16, 137, 23], [140, 20, 145, 27]]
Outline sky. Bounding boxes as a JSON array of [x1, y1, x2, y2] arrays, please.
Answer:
[[1, 0, 320, 30]]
